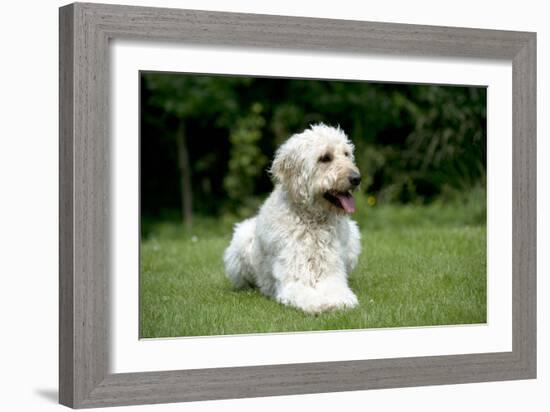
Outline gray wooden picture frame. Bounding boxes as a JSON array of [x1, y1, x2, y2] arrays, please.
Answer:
[[59, 2, 536, 408]]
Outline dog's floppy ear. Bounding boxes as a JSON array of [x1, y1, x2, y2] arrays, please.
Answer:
[[270, 137, 300, 185], [269, 137, 311, 204], [269, 143, 290, 184]]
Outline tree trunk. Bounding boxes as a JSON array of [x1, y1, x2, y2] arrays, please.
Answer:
[[176, 122, 193, 230]]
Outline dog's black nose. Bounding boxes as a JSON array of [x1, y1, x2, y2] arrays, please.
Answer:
[[348, 171, 361, 187]]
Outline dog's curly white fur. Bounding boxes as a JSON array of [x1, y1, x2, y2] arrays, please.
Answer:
[[224, 124, 362, 314]]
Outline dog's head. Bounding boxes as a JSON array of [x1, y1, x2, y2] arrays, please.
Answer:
[[270, 123, 361, 215]]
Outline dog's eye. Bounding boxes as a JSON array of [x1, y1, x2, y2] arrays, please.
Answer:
[[344, 151, 350, 157], [318, 153, 333, 163]]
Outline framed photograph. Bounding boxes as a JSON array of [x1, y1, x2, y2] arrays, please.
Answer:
[[59, 2, 536, 408]]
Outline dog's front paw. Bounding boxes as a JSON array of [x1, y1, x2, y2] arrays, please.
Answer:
[[316, 281, 359, 311], [275, 282, 359, 314], [276, 291, 330, 315], [298, 288, 358, 314], [337, 289, 359, 308], [324, 289, 359, 310]]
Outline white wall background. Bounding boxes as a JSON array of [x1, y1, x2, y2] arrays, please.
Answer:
[[0, 1, 546, 411]]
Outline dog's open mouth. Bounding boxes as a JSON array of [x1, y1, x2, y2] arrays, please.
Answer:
[[323, 190, 356, 214]]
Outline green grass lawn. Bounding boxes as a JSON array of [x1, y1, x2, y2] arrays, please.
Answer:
[[140, 197, 486, 338]]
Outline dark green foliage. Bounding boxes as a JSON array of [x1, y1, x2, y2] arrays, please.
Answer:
[[140, 73, 486, 223], [223, 103, 268, 215]]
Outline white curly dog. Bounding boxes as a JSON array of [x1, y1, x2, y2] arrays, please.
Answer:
[[224, 124, 362, 314]]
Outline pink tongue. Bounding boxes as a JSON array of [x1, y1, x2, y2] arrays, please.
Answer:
[[336, 193, 355, 214]]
